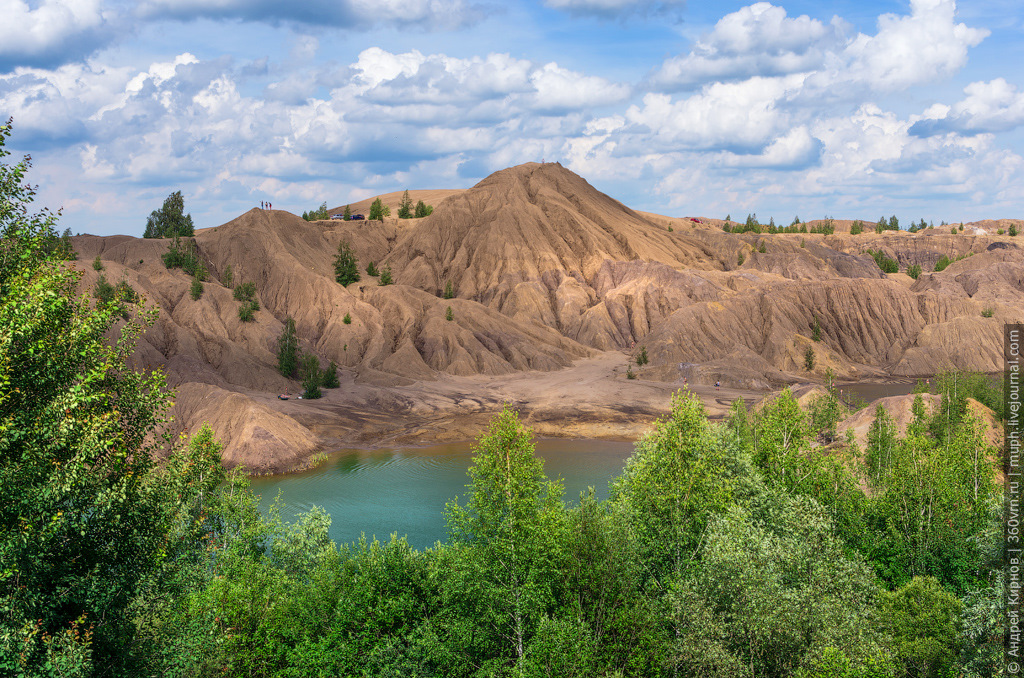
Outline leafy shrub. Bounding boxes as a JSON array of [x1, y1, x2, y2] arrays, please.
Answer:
[[951, 227, 957, 234], [162, 237, 205, 277], [850, 220, 864, 235], [369, 197, 390, 221], [804, 345, 815, 371], [997, 228, 1005, 235], [981, 307, 994, 318], [933, 255, 951, 272], [667, 225, 673, 232], [414, 200, 433, 218], [636, 346, 649, 366], [366, 261, 379, 277], [343, 312, 352, 324], [443, 280, 454, 299], [446, 306, 454, 321], [737, 251, 745, 266], [907, 264, 922, 279], [94, 274, 115, 306], [320, 360, 340, 388], [115, 279, 139, 304], [233, 281, 256, 302], [303, 202, 329, 221], [92, 255, 103, 271], [758, 242, 767, 253], [626, 364, 636, 379], [221, 263, 233, 288], [866, 248, 898, 273], [378, 265, 393, 286], [238, 301, 256, 322], [1010, 224, 1018, 236], [811, 316, 822, 342], [190, 277, 203, 300]]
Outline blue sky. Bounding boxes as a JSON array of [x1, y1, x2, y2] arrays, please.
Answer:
[[2, 0, 1022, 236]]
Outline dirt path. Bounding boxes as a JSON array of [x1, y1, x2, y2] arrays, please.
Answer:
[[248, 350, 769, 453]]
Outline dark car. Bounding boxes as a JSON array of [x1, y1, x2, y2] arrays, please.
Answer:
[[350, 214, 365, 220]]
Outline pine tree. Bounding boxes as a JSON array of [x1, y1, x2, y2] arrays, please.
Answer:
[[414, 200, 433, 218], [443, 280, 454, 299], [378, 265, 393, 286], [343, 204, 351, 220], [397, 190, 413, 219], [446, 306, 454, 321], [334, 240, 360, 286], [190, 277, 203, 300]]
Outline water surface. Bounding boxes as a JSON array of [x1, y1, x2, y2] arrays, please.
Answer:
[[250, 439, 636, 550]]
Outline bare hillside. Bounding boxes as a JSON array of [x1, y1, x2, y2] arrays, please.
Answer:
[[76, 162, 1024, 472]]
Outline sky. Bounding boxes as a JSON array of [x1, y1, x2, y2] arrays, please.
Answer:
[[2, 0, 1022, 236]]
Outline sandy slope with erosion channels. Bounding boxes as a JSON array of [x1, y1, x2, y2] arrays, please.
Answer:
[[75, 163, 1024, 473]]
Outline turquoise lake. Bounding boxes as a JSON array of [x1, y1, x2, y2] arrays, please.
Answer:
[[249, 438, 637, 550]]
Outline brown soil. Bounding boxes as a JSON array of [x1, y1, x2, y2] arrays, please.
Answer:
[[76, 162, 1024, 474]]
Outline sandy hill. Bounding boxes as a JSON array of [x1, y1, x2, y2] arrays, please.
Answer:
[[331, 189, 464, 218], [75, 162, 1024, 472]]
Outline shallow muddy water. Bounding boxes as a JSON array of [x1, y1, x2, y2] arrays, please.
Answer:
[[249, 439, 636, 550]]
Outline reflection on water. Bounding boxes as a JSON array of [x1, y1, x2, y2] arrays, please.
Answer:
[[249, 439, 636, 550]]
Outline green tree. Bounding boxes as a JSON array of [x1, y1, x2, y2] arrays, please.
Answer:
[[933, 255, 951, 272], [92, 254, 103, 271], [369, 197, 390, 221], [366, 261, 379, 277], [611, 391, 734, 583], [850, 220, 864, 235], [811, 315, 822, 341], [320, 360, 339, 388], [277, 317, 298, 377], [414, 200, 433, 218], [221, 263, 233, 288], [865, 403, 898, 484], [333, 240, 360, 286], [443, 280, 454, 299], [635, 346, 649, 366], [190, 276, 203, 300], [378, 265, 393, 286], [143, 190, 195, 238], [444, 408, 568, 670], [0, 120, 221, 675], [445, 305, 454, 321], [397, 190, 413, 219], [343, 204, 351, 220], [303, 202, 329, 221], [804, 345, 815, 371], [300, 353, 322, 399], [907, 263, 922, 279], [343, 312, 351, 324], [880, 576, 962, 677]]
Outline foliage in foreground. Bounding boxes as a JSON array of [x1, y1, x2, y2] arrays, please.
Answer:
[[0, 122, 1006, 677]]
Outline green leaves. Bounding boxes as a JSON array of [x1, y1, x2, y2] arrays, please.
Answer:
[[143, 191, 195, 238]]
